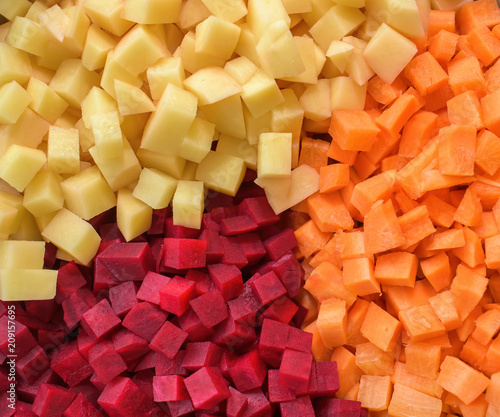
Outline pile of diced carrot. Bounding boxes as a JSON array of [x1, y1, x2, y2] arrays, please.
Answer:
[[293, 0, 500, 415]]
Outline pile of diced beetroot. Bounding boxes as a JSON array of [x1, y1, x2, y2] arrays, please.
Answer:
[[0, 173, 368, 417]]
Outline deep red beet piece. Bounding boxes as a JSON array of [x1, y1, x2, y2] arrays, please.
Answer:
[[136, 271, 171, 305], [50, 340, 94, 387], [178, 308, 215, 343], [219, 215, 258, 236], [153, 375, 189, 402], [90, 372, 107, 391], [207, 264, 244, 301], [361, 407, 369, 417], [314, 361, 340, 397], [259, 296, 299, 325], [220, 236, 249, 268], [239, 388, 271, 417], [250, 271, 287, 305], [122, 301, 168, 342], [63, 392, 104, 417], [315, 398, 362, 417], [77, 328, 96, 360], [228, 349, 267, 392], [150, 320, 188, 359], [263, 228, 298, 261], [227, 296, 257, 326], [211, 317, 256, 348], [189, 290, 229, 328], [0, 316, 37, 359], [80, 299, 121, 342], [184, 367, 230, 410], [202, 212, 221, 232], [181, 341, 223, 372], [159, 276, 196, 316], [25, 299, 58, 323], [162, 238, 207, 269], [55, 261, 87, 303], [296, 363, 317, 397], [279, 349, 313, 392], [16, 368, 61, 403], [259, 348, 283, 368], [199, 229, 224, 263], [167, 398, 195, 417], [280, 396, 315, 417], [112, 329, 149, 366], [155, 350, 188, 377], [32, 383, 76, 417], [62, 288, 97, 330], [267, 369, 296, 403], [12, 401, 37, 416], [286, 326, 313, 353], [17, 345, 49, 385], [238, 196, 280, 227], [135, 350, 155, 373], [259, 319, 290, 352], [227, 386, 248, 417], [88, 340, 128, 385], [165, 216, 201, 239], [148, 208, 168, 235], [38, 329, 66, 351], [185, 270, 213, 296], [271, 252, 304, 298], [108, 281, 138, 317], [232, 233, 267, 264], [131, 369, 155, 400], [0, 368, 8, 392]]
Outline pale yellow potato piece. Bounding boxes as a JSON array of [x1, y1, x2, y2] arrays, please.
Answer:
[[38, 4, 70, 43], [117, 187, 152, 242], [246, 0, 290, 39], [133, 167, 178, 209], [243, 106, 272, 146], [25, 1, 49, 23], [141, 83, 198, 155], [6, 207, 41, 243], [299, 78, 332, 122], [336, 0, 365, 6], [91, 111, 124, 159], [136, 148, 187, 180], [177, 117, 215, 163], [0, 240, 45, 269], [326, 40, 354, 73], [184, 67, 242, 106], [122, 0, 182, 24], [201, 0, 247, 23], [23, 169, 64, 217], [121, 113, 150, 144], [0, 200, 18, 238], [178, 0, 210, 30], [81, 86, 119, 130], [181, 160, 198, 181], [282, 0, 312, 14], [300, 0, 333, 28], [357, 10, 383, 42], [331, 76, 367, 110], [174, 31, 226, 74], [80, 0, 134, 37], [0, 269, 57, 301], [195, 15, 241, 61], [60, 6, 91, 56], [41, 207, 101, 265], [241, 69, 285, 119], [0, 144, 46, 193], [47, 126, 80, 175], [258, 132, 292, 179], [26, 77, 69, 124], [5, 17, 49, 57], [0, 191, 24, 238], [200, 94, 246, 139], [0, 0, 31, 21], [172, 180, 204, 229], [35, 39, 79, 72], [147, 57, 185, 101], [0, 81, 31, 124], [365, 0, 424, 39], [343, 36, 375, 86], [75, 118, 95, 153], [114, 80, 156, 116], [34, 210, 57, 234], [234, 23, 260, 67], [81, 24, 116, 71], [363, 22, 418, 84], [216, 134, 257, 170], [281, 36, 320, 84], [224, 55, 259, 85], [0, 42, 31, 87], [100, 50, 142, 99]]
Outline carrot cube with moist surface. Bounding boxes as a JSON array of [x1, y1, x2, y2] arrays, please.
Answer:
[[343, 257, 380, 297], [404, 52, 449, 96], [360, 302, 402, 352], [319, 163, 349, 193], [374, 252, 418, 288], [328, 110, 380, 152], [438, 124, 476, 176]]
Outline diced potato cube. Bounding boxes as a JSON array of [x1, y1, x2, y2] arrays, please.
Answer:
[[147, 56, 185, 100], [122, 0, 182, 24], [224, 55, 259, 85], [281, 36, 321, 84], [100, 50, 142, 98], [243, 106, 272, 145], [0, 190, 25, 236], [172, 180, 204, 229], [240, 68, 284, 119], [26, 77, 69, 124], [136, 148, 187, 180], [365, 0, 424, 39], [81, 24, 117, 71], [35, 40, 78, 72], [38, 4, 69, 42], [41, 207, 101, 265], [326, 40, 354, 73], [181, 160, 198, 180], [177, 117, 215, 163], [175, 30, 226, 74], [47, 126, 80, 175], [195, 15, 241, 60], [91, 111, 124, 159], [246, 0, 290, 39], [0, 201, 18, 238], [331, 76, 367, 110], [179, 0, 212, 32], [60, 165, 117, 220], [234, 23, 260, 66], [0, 81, 31, 124], [116, 187, 152, 242], [81, 86, 119, 129], [5, 17, 49, 57], [0, 42, 31, 87], [0, 144, 46, 192], [216, 134, 257, 170], [60, 6, 91, 56], [201, 95, 246, 139], [299, 78, 332, 122], [133, 168, 178, 209], [0, 240, 45, 269], [23, 169, 64, 217], [9, 206, 41, 242], [282, 0, 312, 14], [258, 132, 292, 179], [0, 0, 31, 21], [114, 80, 156, 116], [0, 269, 57, 301], [201, 0, 247, 23], [342, 36, 375, 86], [80, 0, 134, 37]]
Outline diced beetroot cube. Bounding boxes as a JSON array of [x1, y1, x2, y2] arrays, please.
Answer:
[[156, 350, 188, 376], [228, 350, 267, 392], [0, 391, 15, 416], [207, 193, 234, 213], [44, 242, 58, 269], [38, 330, 66, 351], [165, 216, 201, 239], [16, 368, 61, 403], [361, 407, 369, 417], [280, 396, 315, 417], [293, 303, 309, 328], [267, 369, 296, 403], [159, 276, 196, 316], [97, 377, 159, 417], [263, 229, 297, 261], [153, 375, 189, 402], [232, 233, 267, 265], [238, 196, 280, 227], [63, 392, 103, 417], [32, 383, 76, 417], [96, 242, 154, 281], [135, 350, 155, 372], [208, 264, 244, 301], [0, 316, 37, 359], [178, 308, 215, 343], [239, 388, 271, 417], [163, 238, 207, 269], [185, 270, 213, 296], [271, 252, 304, 298], [0, 367, 8, 391], [212, 317, 256, 348], [259, 296, 299, 325], [220, 236, 249, 268], [227, 296, 257, 327], [90, 372, 107, 391], [80, 299, 121, 342], [296, 364, 317, 397], [279, 349, 313, 392], [219, 348, 235, 380], [315, 361, 340, 397], [99, 222, 124, 244], [224, 204, 240, 217], [167, 399, 195, 417], [77, 328, 96, 360], [89, 208, 116, 231], [259, 319, 290, 352], [184, 367, 230, 410], [25, 299, 58, 323], [112, 329, 149, 365], [17, 345, 49, 385], [50, 341, 94, 387], [93, 263, 120, 293], [13, 401, 37, 417], [286, 326, 313, 353], [199, 229, 224, 263], [189, 290, 229, 328], [88, 340, 128, 385], [55, 261, 87, 303], [227, 387, 248, 417], [62, 288, 96, 330], [132, 369, 155, 400], [259, 348, 283, 368], [148, 208, 168, 235], [220, 215, 258, 236], [202, 212, 220, 232], [109, 281, 138, 317], [315, 398, 362, 417], [250, 271, 286, 305], [69, 383, 102, 411], [181, 342, 223, 372], [136, 271, 171, 305], [122, 302, 168, 342], [150, 321, 187, 359]]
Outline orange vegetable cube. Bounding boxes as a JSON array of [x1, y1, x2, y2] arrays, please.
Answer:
[[468, 24, 500, 66], [294, 219, 331, 259], [429, 29, 459, 65], [374, 252, 418, 288], [329, 110, 380, 152], [471, 308, 500, 345], [446, 90, 485, 131], [447, 56, 486, 97], [358, 375, 392, 412], [405, 342, 441, 379], [438, 124, 476, 176], [428, 289, 463, 331], [316, 298, 347, 349], [404, 52, 449, 96], [398, 304, 446, 343], [360, 301, 402, 352], [307, 191, 354, 233], [342, 257, 380, 297], [388, 383, 442, 417], [355, 342, 395, 376], [318, 163, 349, 193], [475, 129, 500, 176], [364, 199, 405, 255], [481, 88, 500, 137], [420, 251, 452, 292]]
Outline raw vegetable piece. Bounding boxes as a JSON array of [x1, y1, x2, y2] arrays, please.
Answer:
[[268, 369, 296, 403], [350, 169, 396, 217], [471, 308, 500, 345], [63, 392, 103, 417], [250, 271, 287, 305], [280, 395, 315, 417], [32, 383, 76, 417], [108, 281, 138, 317], [136, 271, 171, 305], [390, 364, 442, 399], [456, 0, 500, 33], [285, 325, 313, 353], [398, 304, 447, 343], [88, 341, 128, 385], [279, 349, 313, 392], [451, 264, 489, 321], [329, 110, 380, 152], [404, 51, 449, 96], [55, 261, 87, 303], [178, 308, 216, 344], [405, 342, 441, 380], [481, 88, 500, 138], [17, 345, 49, 385], [185, 270, 213, 296], [475, 129, 500, 176], [307, 191, 354, 233], [111, 329, 149, 365], [228, 349, 267, 392], [262, 228, 298, 261], [446, 90, 485, 130], [397, 205, 436, 250], [316, 298, 347, 349], [199, 229, 224, 264], [208, 263, 244, 301], [237, 196, 280, 227], [399, 110, 438, 159], [189, 290, 229, 328], [360, 302, 402, 353], [159, 275, 196, 316], [153, 375, 189, 402], [238, 387, 272, 417], [447, 56, 486, 97], [162, 237, 207, 269], [227, 295, 258, 326], [219, 215, 258, 236], [454, 188, 482, 227], [0, 316, 34, 358], [220, 236, 250, 268], [149, 320, 188, 360], [266, 251, 304, 298], [485, 372, 500, 407], [298, 137, 330, 173], [421, 193, 456, 228], [374, 252, 418, 287], [181, 341, 223, 371], [319, 163, 350, 194], [77, 329, 97, 361], [468, 24, 500, 66], [155, 350, 188, 377], [184, 366, 230, 410], [355, 341, 395, 376], [294, 219, 331, 259], [314, 398, 362, 417], [259, 318, 290, 352], [421, 252, 452, 292], [342, 257, 380, 297], [428, 29, 459, 65], [357, 374, 392, 411], [80, 299, 121, 342], [387, 383, 442, 417], [50, 341, 94, 388], [313, 361, 340, 397], [428, 290, 462, 331], [122, 301, 168, 342], [227, 386, 248, 417]]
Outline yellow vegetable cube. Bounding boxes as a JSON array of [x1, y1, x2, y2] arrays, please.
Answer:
[[38, 4, 70, 42], [81, 24, 116, 71], [0, 189, 25, 236], [299, 78, 332, 122], [81, 86, 119, 129], [25, 1, 49, 23], [282, 0, 312, 14], [26, 77, 69, 124], [246, 0, 290, 39], [172, 180, 204, 229], [0, 240, 45, 269], [23, 169, 64, 217], [0, 269, 58, 301], [35, 39, 79, 72], [122, 0, 182, 24], [365, 0, 424, 39], [258, 132, 292, 179], [133, 168, 178, 209], [174, 31, 226, 74], [117, 187, 152, 242], [326, 40, 354, 73], [331, 76, 367, 110], [184, 67, 242, 106], [0, 42, 31, 86], [201, 95, 246, 139], [343, 36, 375, 86], [60, 6, 91, 56], [201, 0, 247, 23], [91, 111, 124, 159], [0, 200, 18, 238], [243, 106, 272, 145], [147, 56, 185, 100], [0, 0, 31, 21], [241, 69, 284, 118], [9, 206, 41, 242], [136, 148, 187, 180], [177, 117, 215, 163], [0, 144, 46, 192], [114, 79, 156, 116], [179, 0, 211, 30], [0, 81, 31, 124], [195, 16, 241, 61], [216, 134, 257, 170], [80, 0, 134, 37], [234, 23, 260, 66], [281, 36, 321, 84], [41, 207, 101, 265], [61, 165, 117, 220], [100, 50, 142, 99], [224, 55, 259, 85], [181, 160, 198, 181], [47, 126, 80, 175], [5, 16, 49, 57]]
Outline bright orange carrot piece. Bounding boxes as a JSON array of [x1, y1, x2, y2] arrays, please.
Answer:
[[364, 199, 405, 254], [459, 394, 489, 417], [459, 335, 490, 370], [317, 298, 347, 349], [469, 180, 500, 210], [438, 356, 490, 405], [353, 152, 377, 181], [388, 383, 442, 417], [329, 110, 380, 152], [404, 52, 449, 96], [326, 138, 358, 166], [350, 169, 396, 216], [339, 230, 371, 260], [423, 81, 455, 112], [468, 24, 500, 66], [309, 234, 343, 269], [360, 301, 402, 352], [426, 228, 466, 251], [429, 29, 459, 65], [355, 341, 395, 376], [298, 137, 330, 172], [332, 345, 364, 398], [307, 191, 354, 233], [420, 251, 452, 292], [447, 56, 487, 97], [457, 305, 484, 343], [391, 361, 444, 398], [485, 233, 500, 269], [451, 263, 489, 321], [398, 110, 438, 158], [485, 58, 500, 94], [485, 372, 500, 407], [398, 304, 447, 343], [374, 252, 418, 288], [346, 297, 370, 347], [446, 90, 485, 130], [490, 272, 500, 303], [303, 320, 332, 362], [397, 204, 436, 249], [385, 279, 437, 316], [365, 130, 401, 166], [456, 0, 500, 34], [438, 124, 476, 176], [358, 375, 392, 412], [366, 75, 406, 107], [375, 90, 422, 139], [405, 342, 441, 379], [294, 218, 331, 259], [428, 9, 456, 38], [475, 129, 500, 176], [421, 193, 456, 228], [342, 257, 380, 297], [454, 188, 482, 227], [471, 308, 500, 345], [318, 163, 349, 193], [451, 226, 485, 268], [428, 289, 463, 331], [481, 88, 500, 137], [482, 335, 500, 376]]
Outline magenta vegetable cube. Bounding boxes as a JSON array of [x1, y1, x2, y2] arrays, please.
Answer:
[[167, 399, 195, 417], [259, 348, 283, 368], [220, 215, 258, 236], [80, 299, 121, 342], [93, 263, 120, 293], [0, 316, 37, 358], [88, 340, 128, 385], [150, 320, 187, 359], [199, 229, 224, 263], [259, 319, 290, 352], [271, 252, 304, 298], [44, 242, 58, 269], [227, 296, 257, 326], [202, 212, 221, 232], [122, 302, 168, 342], [181, 341, 223, 371], [153, 375, 189, 402], [156, 350, 188, 376], [238, 196, 280, 227], [38, 330, 66, 351], [162, 238, 207, 269], [212, 317, 256, 348], [260, 296, 299, 325], [267, 369, 296, 403], [16, 368, 61, 403], [239, 388, 271, 417], [91, 372, 109, 391], [286, 326, 313, 353], [95, 242, 154, 281], [131, 369, 155, 400], [361, 407, 369, 417], [228, 349, 267, 392], [109, 281, 138, 317], [17, 345, 49, 385], [227, 387, 248, 417], [0, 367, 8, 391], [263, 228, 297, 261], [184, 367, 230, 410], [185, 270, 213, 296], [77, 328, 96, 360], [165, 216, 201, 239], [55, 261, 87, 303], [136, 271, 171, 305], [279, 349, 313, 392], [13, 401, 37, 417], [250, 271, 287, 305], [233, 233, 267, 264], [148, 208, 167, 235], [280, 396, 315, 417], [296, 364, 317, 397], [63, 392, 103, 417], [315, 398, 362, 417], [220, 236, 249, 268], [189, 290, 228, 328], [135, 350, 155, 372], [0, 392, 15, 416], [50, 341, 93, 387], [219, 348, 236, 380], [178, 308, 215, 342], [25, 299, 57, 323], [32, 383, 76, 417], [62, 288, 97, 330], [159, 276, 196, 316], [314, 361, 340, 397], [112, 329, 149, 365], [208, 264, 243, 301]]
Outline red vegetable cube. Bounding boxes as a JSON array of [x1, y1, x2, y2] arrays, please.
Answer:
[[185, 270, 213, 296], [208, 264, 244, 301], [267, 369, 296, 403], [199, 229, 224, 263], [270, 252, 304, 298], [88, 340, 128, 385], [239, 388, 271, 417], [286, 326, 313, 353], [112, 329, 149, 365], [150, 321, 188, 359], [122, 301, 168, 342], [16, 368, 60, 403], [220, 236, 249, 268], [178, 308, 215, 343], [227, 296, 258, 326], [167, 399, 195, 417], [0, 316, 37, 359], [159, 276, 196, 316], [80, 299, 121, 341], [220, 215, 258, 236], [259, 319, 290, 352], [227, 387, 248, 417], [250, 271, 287, 305], [148, 207, 167, 235], [136, 271, 171, 305], [280, 396, 315, 417], [135, 350, 155, 372], [315, 398, 362, 417], [228, 350, 267, 392], [190, 290, 229, 328], [50, 341, 93, 387], [95, 242, 154, 281], [109, 281, 138, 317], [165, 216, 201, 239], [131, 369, 156, 401], [263, 229, 297, 261], [162, 238, 207, 269], [153, 375, 189, 402], [17, 345, 49, 385], [32, 383, 76, 417], [77, 328, 96, 360], [156, 350, 188, 377], [212, 317, 256, 348], [233, 233, 267, 264], [62, 288, 97, 330], [279, 349, 313, 392], [315, 361, 340, 397], [25, 299, 58, 323], [260, 296, 299, 325], [238, 196, 280, 227], [181, 341, 223, 371], [55, 261, 87, 303], [184, 367, 230, 410], [63, 392, 103, 417]]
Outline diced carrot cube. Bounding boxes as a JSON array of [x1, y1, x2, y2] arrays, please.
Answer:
[[316, 298, 347, 349], [456, 0, 500, 34], [374, 252, 418, 288], [375, 90, 422, 139], [307, 191, 354, 233], [350, 169, 396, 216], [404, 52, 449, 96], [468, 24, 500, 66], [397, 205, 436, 250], [364, 199, 405, 255], [360, 301, 402, 352], [358, 375, 392, 412], [420, 251, 452, 292], [355, 342, 395, 376], [388, 383, 442, 417], [471, 308, 500, 345], [447, 56, 486, 98], [429, 29, 459, 65], [331, 346, 363, 398], [398, 304, 446, 343], [428, 289, 463, 331], [475, 129, 500, 175], [294, 219, 331, 259], [298, 137, 330, 173], [438, 124, 477, 176], [318, 163, 349, 193], [428, 10, 456, 38], [446, 91, 485, 130], [405, 342, 441, 379], [342, 257, 380, 297], [329, 110, 380, 152], [481, 88, 500, 137], [451, 264, 489, 321]]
